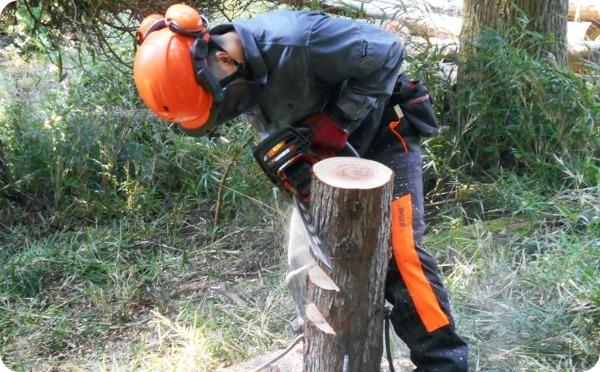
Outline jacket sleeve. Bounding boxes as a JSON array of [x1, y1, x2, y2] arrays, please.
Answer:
[[308, 13, 405, 133]]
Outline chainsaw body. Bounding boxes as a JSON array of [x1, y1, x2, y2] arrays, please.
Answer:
[[253, 126, 322, 203], [253, 125, 360, 270]]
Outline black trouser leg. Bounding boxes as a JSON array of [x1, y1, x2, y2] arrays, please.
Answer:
[[367, 129, 468, 372]]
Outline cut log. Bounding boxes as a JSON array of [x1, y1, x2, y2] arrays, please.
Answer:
[[302, 0, 598, 22], [304, 157, 394, 372], [587, 21, 600, 40], [568, 21, 594, 43], [568, 1, 600, 23], [288, 0, 599, 25]]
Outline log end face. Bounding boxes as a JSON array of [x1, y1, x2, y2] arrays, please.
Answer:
[[313, 157, 393, 190]]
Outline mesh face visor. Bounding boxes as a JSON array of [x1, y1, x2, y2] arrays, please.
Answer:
[[188, 38, 260, 135], [217, 80, 260, 124]]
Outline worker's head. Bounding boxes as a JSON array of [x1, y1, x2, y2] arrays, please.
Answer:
[[133, 4, 257, 136]]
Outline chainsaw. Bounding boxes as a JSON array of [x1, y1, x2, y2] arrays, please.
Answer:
[[253, 126, 396, 372], [253, 125, 359, 201], [253, 125, 359, 270], [253, 126, 318, 203]]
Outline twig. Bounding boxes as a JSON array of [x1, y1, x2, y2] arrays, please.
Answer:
[[0, 142, 13, 185], [215, 284, 246, 306], [173, 281, 247, 306], [211, 137, 253, 243], [211, 157, 237, 243], [223, 270, 260, 277], [250, 334, 305, 372], [222, 185, 285, 216]]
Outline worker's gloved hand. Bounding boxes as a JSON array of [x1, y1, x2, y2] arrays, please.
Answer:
[[303, 112, 349, 156]]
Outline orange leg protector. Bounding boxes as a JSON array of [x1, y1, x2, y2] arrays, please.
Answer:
[[391, 194, 449, 333]]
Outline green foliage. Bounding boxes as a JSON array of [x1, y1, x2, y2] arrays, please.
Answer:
[[398, 32, 600, 369], [0, 50, 284, 368], [0, 49, 273, 230], [2, 0, 272, 74], [408, 27, 600, 189], [459, 31, 598, 178], [0, 220, 290, 366]]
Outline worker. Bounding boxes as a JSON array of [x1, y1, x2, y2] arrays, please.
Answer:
[[133, 4, 469, 370]]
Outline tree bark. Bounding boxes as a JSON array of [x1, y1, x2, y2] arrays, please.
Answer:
[[303, 157, 394, 372], [460, 0, 569, 63]]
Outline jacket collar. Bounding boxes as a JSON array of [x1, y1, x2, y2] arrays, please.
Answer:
[[231, 22, 268, 85]]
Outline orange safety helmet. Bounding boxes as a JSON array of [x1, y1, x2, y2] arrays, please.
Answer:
[[134, 4, 230, 135]]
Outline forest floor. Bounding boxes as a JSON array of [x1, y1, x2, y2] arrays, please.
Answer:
[[1, 183, 598, 371]]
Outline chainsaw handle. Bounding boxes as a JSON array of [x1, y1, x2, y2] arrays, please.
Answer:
[[344, 142, 360, 158]]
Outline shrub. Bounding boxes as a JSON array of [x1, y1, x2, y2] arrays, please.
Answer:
[[407, 27, 600, 189], [0, 49, 271, 229]]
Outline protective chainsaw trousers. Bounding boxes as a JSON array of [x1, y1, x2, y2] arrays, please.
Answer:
[[366, 124, 469, 371]]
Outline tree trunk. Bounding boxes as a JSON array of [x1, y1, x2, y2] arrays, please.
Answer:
[[460, 0, 569, 63], [303, 157, 394, 372]]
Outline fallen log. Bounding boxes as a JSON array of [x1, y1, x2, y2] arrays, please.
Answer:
[[383, 15, 462, 40], [569, 1, 600, 23], [303, 157, 394, 372], [312, 0, 599, 24], [587, 21, 600, 40], [281, 0, 600, 45]]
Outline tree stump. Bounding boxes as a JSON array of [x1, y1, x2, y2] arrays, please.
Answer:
[[303, 157, 394, 372]]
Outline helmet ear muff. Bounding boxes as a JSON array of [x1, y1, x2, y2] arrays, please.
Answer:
[[136, 5, 210, 47], [165, 4, 209, 36], [136, 19, 167, 46]]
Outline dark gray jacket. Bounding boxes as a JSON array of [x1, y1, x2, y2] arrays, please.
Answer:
[[232, 11, 405, 148]]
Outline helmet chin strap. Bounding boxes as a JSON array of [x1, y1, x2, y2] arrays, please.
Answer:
[[208, 39, 250, 87], [218, 64, 249, 87]]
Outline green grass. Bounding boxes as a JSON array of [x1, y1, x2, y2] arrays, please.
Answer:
[[407, 27, 600, 189], [1, 24, 599, 371], [428, 180, 600, 370], [0, 216, 293, 370]]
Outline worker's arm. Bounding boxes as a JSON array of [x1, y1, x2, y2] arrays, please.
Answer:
[[308, 13, 405, 134]]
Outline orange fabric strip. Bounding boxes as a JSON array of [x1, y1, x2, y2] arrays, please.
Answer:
[[388, 121, 409, 154], [391, 195, 450, 333]]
